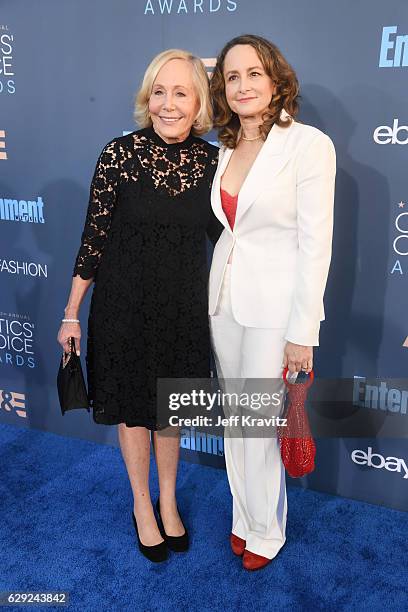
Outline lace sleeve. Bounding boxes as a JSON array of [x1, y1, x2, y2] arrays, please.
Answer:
[[72, 139, 120, 280]]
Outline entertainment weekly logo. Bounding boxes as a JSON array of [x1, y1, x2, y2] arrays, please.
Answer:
[[0, 312, 36, 369], [379, 26, 408, 68], [143, 0, 237, 15], [353, 376, 408, 415], [0, 25, 15, 94], [0, 196, 45, 223]]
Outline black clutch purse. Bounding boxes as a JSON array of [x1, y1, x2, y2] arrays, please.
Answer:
[[57, 337, 90, 415]]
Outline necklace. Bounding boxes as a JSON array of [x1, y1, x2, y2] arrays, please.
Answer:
[[241, 134, 262, 141]]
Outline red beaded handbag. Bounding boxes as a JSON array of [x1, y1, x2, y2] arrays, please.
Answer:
[[278, 367, 316, 478]]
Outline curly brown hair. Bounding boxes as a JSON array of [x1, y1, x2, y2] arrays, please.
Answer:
[[210, 34, 300, 148]]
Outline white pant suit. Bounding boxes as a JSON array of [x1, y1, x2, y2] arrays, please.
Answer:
[[211, 263, 289, 558], [209, 111, 336, 559]]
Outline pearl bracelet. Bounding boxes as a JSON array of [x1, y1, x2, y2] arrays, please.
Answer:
[[62, 318, 80, 323]]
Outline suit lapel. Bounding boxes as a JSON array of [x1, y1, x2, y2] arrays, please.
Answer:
[[211, 146, 234, 233], [211, 112, 294, 232], [234, 118, 293, 225]]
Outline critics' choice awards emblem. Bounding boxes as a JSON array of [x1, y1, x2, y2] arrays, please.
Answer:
[[0, 25, 15, 95], [0, 314, 35, 368], [143, 0, 237, 14], [390, 199, 408, 276]]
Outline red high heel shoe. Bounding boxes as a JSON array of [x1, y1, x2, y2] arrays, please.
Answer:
[[230, 533, 246, 556], [242, 549, 271, 571]]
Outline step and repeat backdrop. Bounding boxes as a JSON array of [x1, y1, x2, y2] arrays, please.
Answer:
[[1, 1, 407, 511]]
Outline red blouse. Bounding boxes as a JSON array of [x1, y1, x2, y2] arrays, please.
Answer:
[[220, 188, 238, 230]]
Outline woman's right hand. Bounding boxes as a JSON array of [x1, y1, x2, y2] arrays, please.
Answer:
[[57, 321, 81, 356]]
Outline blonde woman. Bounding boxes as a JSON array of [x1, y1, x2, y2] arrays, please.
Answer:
[[57, 50, 221, 563]]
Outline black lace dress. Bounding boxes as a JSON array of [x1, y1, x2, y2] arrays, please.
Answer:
[[72, 127, 222, 430]]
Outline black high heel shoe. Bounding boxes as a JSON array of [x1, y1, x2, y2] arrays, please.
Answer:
[[131, 512, 168, 563], [155, 499, 189, 552]]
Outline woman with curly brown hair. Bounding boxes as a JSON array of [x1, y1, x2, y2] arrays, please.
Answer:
[[209, 35, 336, 570]]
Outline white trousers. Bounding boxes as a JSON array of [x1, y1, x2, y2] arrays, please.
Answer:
[[210, 264, 288, 559]]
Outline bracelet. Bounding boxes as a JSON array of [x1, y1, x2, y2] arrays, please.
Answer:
[[62, 318, 80, 323]]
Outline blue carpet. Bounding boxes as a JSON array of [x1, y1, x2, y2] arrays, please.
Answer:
[[0, 423, 407, 612]]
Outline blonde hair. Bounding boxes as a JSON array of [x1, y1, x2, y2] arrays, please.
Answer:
[[134, 49, 213, 136]]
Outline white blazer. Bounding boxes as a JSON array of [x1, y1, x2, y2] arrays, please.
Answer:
[[209, 110, 336, 347]]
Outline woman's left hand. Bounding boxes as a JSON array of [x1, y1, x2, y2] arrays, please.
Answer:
[[282, 342, 313, 374]]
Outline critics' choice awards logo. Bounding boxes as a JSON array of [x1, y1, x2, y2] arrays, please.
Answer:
[[379, 26, 408, 68], [390, 199, 408, 276], [0, 389, 26, 418], [0, 25, 15, 94], [0, 313, 35, 369], [144, 0, 237, 14], [0, 196, 45, 223]]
